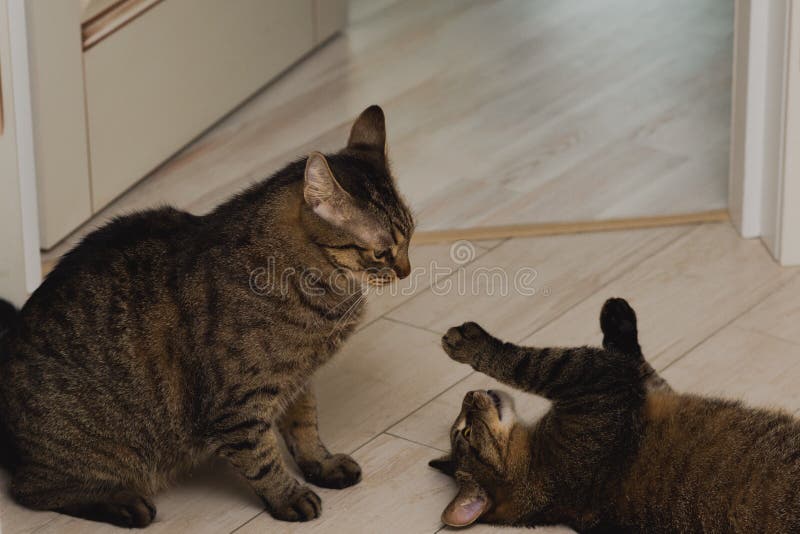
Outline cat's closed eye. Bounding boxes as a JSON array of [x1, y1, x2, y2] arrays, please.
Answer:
[[373, 248, 391, 260]]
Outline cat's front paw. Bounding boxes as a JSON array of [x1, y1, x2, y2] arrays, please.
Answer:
[[442, 322, 496, 365], [265, 485, 322, 522], [301, 453, 362, 489]]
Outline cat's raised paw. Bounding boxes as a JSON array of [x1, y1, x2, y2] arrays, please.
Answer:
[[266, 485, 322, 522], [600, 298, 637, 337], [301, 453, 362, 489], [600, 297, 641, 356], [442, 322, 495, 364]]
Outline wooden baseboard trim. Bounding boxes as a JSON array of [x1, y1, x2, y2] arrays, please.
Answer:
[[413, 210, 730, 244], [40, 210, 729, 275]]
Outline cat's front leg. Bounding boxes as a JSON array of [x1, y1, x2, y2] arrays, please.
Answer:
[[442, 322, 623, 400], [279, 388, 362, 489], [215, 422, 321, 522], [442, 322, 507, 368]]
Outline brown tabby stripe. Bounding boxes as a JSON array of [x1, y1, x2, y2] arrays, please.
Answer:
[[246, 461, 275, 481]]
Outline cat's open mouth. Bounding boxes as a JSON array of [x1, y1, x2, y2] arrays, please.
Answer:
[[487, 390, 502, 420], [368, 276, 394, 287]]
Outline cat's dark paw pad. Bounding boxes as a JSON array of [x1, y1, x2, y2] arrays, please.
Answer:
[[600, 298, 637, 338], [302, 454, 362, 489], [442, 322, 494, 364], [102, 491, 156, 528], [266, 485, 322, 522]]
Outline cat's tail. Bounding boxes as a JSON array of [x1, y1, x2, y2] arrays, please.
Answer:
[[0, 298, 18, 471], [0, 298, 19, 347]]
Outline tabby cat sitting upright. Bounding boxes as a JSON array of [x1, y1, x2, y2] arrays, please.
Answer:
[[432, 298, 800, 533], [0, 105, 414, 527]]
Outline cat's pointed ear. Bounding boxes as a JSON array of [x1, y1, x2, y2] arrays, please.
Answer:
[[428, 454, 455, 477], [441, 481, 491, 527], [304, 152, 353, 227], [347, 105, 386, 154]]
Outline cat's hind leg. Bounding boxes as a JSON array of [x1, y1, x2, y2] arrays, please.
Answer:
[[278, 389, 361, 489], [600, 297, 642, 357], [600, 297, 671, 392], [11, 465, 156, 528]]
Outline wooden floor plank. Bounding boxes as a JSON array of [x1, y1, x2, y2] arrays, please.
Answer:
[[314, 319, 472, 455], [662, 326, 800, 413], [659, 272, 800, 411], [234, 435, 452, 534], [359, 241, 495, 327], [387, 226, 689, 342], [734, 275, 800, 346], [523, 224, 797, 370]]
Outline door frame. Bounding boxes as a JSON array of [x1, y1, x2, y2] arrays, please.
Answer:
[[730, 0, 800, 265], [0, 0, 41, 307]]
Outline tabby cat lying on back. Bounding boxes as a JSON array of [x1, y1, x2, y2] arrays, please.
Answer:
[[0, 106, 414, 527], [432, 298, 800, 533]]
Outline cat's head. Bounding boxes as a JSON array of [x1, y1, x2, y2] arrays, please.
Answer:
[[429, 389, 529, 527], [302, 105, 414, 286]]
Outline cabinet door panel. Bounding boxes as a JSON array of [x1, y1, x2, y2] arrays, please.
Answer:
[[84, 0, 314, 210]]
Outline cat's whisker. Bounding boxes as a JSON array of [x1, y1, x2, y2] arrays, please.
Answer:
[[329, 291, 361, 315], [328, 292, 367, 338], [330, 296, 365, 338]]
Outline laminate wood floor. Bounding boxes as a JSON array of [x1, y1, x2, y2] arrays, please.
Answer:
[[42, 0, 732, 260], [7, 222, 800, 533]]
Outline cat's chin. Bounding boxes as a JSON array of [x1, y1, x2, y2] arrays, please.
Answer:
[[367, 277, 394, 288], [355, 270, 396, 288]]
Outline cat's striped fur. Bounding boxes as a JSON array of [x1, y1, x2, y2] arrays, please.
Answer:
[[433, 298, 800, 533], [0, 106, 414, 527]]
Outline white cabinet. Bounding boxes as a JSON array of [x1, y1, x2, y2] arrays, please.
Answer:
[[27, 0, 346, 249]]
